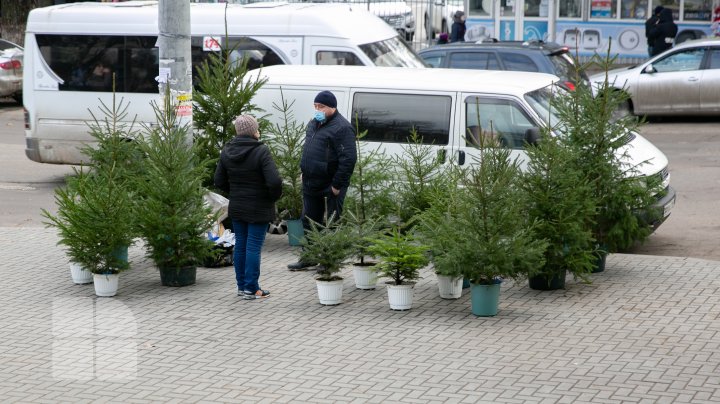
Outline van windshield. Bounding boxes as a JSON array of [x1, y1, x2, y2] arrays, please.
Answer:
[[524, 84, 566, 129], [359, 37, 427, 67]]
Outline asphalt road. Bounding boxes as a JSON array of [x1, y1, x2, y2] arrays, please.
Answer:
[[1, 100, 718, 260]]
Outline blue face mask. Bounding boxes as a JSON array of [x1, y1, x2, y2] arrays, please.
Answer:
[[313, 111, 326, 123]]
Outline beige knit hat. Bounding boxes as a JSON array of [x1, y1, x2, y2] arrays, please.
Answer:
[[234, 114, 259, 137]]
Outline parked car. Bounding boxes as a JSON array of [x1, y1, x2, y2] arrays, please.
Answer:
[[419, 40, 589, 90], [0, 39, 23, 103], [424, 0, 463, 40], [238, 0, 416, 42], [592, 38, 720, 117], [352, 0, 416, 42]]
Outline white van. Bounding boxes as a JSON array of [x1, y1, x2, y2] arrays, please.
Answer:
[[246, 65, 676, 228], [23, 0, 426, 164]]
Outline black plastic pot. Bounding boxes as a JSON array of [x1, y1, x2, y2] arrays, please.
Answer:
[[159, 266, 197, 287], [528, 272, 566, 291], [592, 251, 607, 273]]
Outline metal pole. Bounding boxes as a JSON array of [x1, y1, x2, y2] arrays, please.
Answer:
[[547, 0, 556, 42], [158, 0, 193, 141]]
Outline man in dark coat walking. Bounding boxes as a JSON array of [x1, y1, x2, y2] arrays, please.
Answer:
[[645, 6, 663, 57], [287, 90, 357, 271], [648, 8, 678, 57]]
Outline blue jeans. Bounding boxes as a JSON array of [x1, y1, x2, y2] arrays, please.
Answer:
[[232, 220, 268, 293]]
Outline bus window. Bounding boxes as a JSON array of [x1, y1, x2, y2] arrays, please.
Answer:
[[190, 36, 286, 77], [36, 35, 158, 94]]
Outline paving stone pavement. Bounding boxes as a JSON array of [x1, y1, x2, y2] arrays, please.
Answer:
[[1, 227, 720, 403]]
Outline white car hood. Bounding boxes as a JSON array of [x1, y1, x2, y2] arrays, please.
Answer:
[[619, 131, 669, 181]]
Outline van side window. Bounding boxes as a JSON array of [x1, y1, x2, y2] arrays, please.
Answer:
[[36, 35, 158, 93], [353, 93, 451, 145], [191, 36, 285, 75], [316, 51, 363, 66], [465, 97, 535, 149], [36, 34, 284, 94]]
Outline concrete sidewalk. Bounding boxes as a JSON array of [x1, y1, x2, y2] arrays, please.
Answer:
[[1, 227, 719, 403]]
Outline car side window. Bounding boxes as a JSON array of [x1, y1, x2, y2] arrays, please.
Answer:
[[498, 52, 540, 72], [465, 96, 535, 149], [420, 51, 446, 68], [708, 48, 720, 69], [653, 48, 705, 73], [316, 51, 363, 66], [448, 52, 501, 70], [352, 92, 451, 145]]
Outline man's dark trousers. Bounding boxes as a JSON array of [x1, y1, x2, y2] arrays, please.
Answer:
[[302, 187, 347, 229]]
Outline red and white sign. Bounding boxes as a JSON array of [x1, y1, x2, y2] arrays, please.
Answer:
[[203, 36, 222, 52]]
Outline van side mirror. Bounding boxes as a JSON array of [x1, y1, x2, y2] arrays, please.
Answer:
[[524, 127, 541, 146], [643, 64, 656, 74]]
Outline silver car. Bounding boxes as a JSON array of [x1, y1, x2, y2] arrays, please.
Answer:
[[591, 38, 720, 117], [0, 38, 23, 103]]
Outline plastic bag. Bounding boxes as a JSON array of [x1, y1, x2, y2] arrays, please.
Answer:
[[204, 191, 229, 222]]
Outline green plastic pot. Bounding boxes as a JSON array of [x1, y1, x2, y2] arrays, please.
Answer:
[[470, 282, 501, 317], [286, 218, 304, 246]]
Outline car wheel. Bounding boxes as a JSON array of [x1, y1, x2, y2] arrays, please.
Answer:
[[425, 15, 435, 40], [612, 98, 634, 121], [12, 92, 22, 105]]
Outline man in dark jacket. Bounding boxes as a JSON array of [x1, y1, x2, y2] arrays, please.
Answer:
[[450, 10, 466, 43], [215, 114, 283, 299], [645, 6, 663, 57], [648, 8, 678, 57], [287, 90, 357, 271]]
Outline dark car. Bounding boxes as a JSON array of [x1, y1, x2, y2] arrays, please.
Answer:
[[418, 40, 589, 90]]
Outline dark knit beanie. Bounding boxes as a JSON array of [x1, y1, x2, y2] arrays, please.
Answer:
[[653, 5, 663, 15], [314, 91, 337, 108], [234, 114, 259, 137]]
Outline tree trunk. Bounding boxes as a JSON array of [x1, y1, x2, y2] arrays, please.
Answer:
[[0, 0, 54, 46]]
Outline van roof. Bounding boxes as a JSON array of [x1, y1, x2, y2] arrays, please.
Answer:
[[250, 65, 559, 96], [26, 0, 397, 44]]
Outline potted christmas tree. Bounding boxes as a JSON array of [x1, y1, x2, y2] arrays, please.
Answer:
[[134, 92, 216, 286], [554, 49, 662, 271], [43, 89, 139, 295], [298, 215, 356, 305], [366, 226, 429, 311], [522, 130, 597, 290]]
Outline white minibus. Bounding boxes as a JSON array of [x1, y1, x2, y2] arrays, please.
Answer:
[[23, 0, 426, 164], [246, 65, 676, 228]]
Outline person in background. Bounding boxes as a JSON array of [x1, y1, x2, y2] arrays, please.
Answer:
[[645, 6, 663, 57], [648, 7, 678, 57], [437, 32, 449, 44], [450, 10, 467, 42], [287, 90, 357, 271], [214, 114, 282, 300]]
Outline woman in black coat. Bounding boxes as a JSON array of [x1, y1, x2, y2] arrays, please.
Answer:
[[214, 115, 282, 300]]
